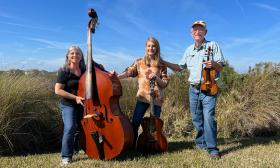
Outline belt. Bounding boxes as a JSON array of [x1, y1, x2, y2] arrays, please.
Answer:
[[190, 84, 200, 90]]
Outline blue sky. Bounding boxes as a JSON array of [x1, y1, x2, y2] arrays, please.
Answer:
[[0, 0, 279, 73]]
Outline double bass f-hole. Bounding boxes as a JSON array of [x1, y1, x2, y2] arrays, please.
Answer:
[[84, 105, 112, 124]]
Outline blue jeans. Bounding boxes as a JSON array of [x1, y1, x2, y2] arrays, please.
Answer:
[[131, 101, 161, 147], [189, 86, 219, 155], [59, 103, 81, 159]]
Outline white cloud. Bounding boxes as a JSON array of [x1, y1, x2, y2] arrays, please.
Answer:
[[123, 13, 152, 34], [227, 52, 280, 73], [222, 37, 259, 49], [222, 25, 280, 73], [1, 56, 65, 71], [235, 0, 245, 14], [0, 11, 15, 19], [28, 38, 84, 50], [0, 46, 138, 72], [251, 3, 280, 12], [94, 48, 137, 72], [227, 55, 258, 73], [0, 21, 62, 32]]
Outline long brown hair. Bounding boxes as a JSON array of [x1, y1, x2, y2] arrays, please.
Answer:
[[144, 37, 162, 66]]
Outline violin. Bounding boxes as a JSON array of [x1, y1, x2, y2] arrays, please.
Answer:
[[136, 78, 168, 153], [77, 8, 133, 160], [200, 46, 218, 96]]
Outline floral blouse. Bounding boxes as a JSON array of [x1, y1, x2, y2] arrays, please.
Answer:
[[124, 58, 169, 106]]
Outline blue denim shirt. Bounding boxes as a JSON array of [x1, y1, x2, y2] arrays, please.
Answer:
[[178, 39, 225, 85]]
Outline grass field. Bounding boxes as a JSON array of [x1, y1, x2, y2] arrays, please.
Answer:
[[1, 136, 280, 168]]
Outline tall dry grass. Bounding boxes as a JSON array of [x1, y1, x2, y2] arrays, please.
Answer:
[[0, 73, 61, 155], [118, 64, 280, 139], [161, 70, 193, 138], [119, 78, 138, 118], [217, 70, 280, 137], [119, 71, 193, 139], [1, 62, 280, 155]]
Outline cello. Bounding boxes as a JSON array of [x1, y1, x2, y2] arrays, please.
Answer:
[[77, 8, 133, 160], [136, 78, 168, 153], [200, 46, 218, 96]]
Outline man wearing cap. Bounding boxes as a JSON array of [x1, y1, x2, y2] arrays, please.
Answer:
[[162, 20, 225, 159]]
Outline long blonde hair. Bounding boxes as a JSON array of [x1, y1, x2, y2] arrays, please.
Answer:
[[62, 46, 86, 72], [144, 37, 161, 66]]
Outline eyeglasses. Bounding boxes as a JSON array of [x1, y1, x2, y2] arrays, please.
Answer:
[[192, 29, 205, 33]]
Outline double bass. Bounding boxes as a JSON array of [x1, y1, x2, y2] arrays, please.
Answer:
[[77, 8, 133, 160], [136, 78, 168, 153], [200, 46, 218, 96]]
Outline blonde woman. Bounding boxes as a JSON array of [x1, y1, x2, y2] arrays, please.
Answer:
[[118, 37, 169, 148]]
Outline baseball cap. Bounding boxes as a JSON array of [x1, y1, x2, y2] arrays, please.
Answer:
[[192, 20, 207, 29]]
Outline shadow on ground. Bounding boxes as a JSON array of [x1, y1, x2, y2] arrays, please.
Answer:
[[115, 139, 194, 161], [219, 135, 280, 156]]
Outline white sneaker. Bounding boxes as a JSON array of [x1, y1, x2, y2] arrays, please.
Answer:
[[60, 158, 72, 166]]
